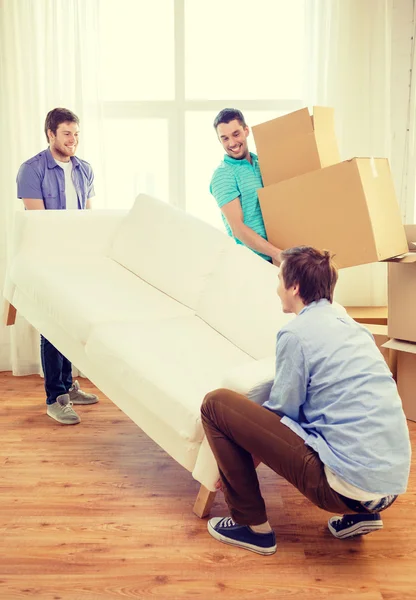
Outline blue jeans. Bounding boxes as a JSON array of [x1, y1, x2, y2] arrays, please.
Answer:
[[40, 336, 73, 405]]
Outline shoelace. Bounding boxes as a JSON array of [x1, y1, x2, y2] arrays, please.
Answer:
[[218, 517, 237, 528], [59, 400, 76, 413], [333, 516, 348, 530]]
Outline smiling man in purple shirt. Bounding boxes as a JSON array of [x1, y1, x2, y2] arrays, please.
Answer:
[[16, 107, 98, 425]]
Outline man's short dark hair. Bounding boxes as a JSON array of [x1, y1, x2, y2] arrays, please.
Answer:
[[44, 108, 80, 143], [281, 246, 338, 305], [213, 108, 247, 130]]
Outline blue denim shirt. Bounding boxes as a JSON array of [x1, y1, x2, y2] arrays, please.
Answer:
[[263, 299, 411, 496], [17, 148, 95, 209]]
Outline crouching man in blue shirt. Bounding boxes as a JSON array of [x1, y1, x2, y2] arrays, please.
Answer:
[[201, 246, 411, 556]]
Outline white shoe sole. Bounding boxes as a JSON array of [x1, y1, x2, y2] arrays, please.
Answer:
[[46, 412, 81, 425], [207, 521, 276, 555], [328, 518, 383, 539], [70, 397, 99, 405]]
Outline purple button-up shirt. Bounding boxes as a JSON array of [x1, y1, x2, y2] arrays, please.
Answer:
[[17, 147, 95, 209]]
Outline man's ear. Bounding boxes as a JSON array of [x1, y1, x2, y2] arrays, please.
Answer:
[[244, 126, 250, 137], [292, 283, 300, 297], [47, 128, 54, 142]]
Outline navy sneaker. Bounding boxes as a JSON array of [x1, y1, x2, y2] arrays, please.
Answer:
[[207, 517, 277, 555], [328, 513, 383, 539]]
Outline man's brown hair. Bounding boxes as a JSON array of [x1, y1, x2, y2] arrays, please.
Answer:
[[281, 246, 338, 304]]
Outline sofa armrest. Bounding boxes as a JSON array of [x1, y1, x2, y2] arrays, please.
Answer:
[[11, 209, 128, 259], [221, 356, 275, 406]]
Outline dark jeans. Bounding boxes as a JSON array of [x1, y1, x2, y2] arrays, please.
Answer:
[[40, 335, 72, 405], [201, 388, 362, 526]]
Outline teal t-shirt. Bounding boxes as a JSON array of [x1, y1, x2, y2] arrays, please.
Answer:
[[210, 152, 270, 262]]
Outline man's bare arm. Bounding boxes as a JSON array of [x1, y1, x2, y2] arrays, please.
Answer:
[[22, 198, 45, 210], [221, 198, 282, 262]]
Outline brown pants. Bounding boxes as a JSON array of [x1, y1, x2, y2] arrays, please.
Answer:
[[201, 388, 353, 525]]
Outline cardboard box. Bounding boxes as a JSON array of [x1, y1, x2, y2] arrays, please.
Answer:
[[383, 339, 416, 421], [258, 158, 408, 269], [252, 107, 340, 186], [387, 225, 416, 343], [362, 323, 397, 378]]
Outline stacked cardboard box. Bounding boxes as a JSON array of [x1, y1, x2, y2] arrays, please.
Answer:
[[252, 107, 408, 269], [383, 225, 416, 421], [253, 108, 414, 419]]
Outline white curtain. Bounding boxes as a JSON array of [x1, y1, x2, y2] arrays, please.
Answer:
[[305, 0, 400, 307], [399, 1, 416, 225], [0, 0, 103, 374]]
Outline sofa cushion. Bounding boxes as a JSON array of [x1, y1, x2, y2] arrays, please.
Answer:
[[10, 255, 192, 344], [196, 243, 294, 359], [85, 316, 254, 443], [107, 194, 232, 310]]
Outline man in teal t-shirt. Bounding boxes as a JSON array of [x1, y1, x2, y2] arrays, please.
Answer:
[[210, 108, 282, 264]]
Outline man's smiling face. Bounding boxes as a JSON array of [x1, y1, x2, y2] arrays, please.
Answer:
[[216, 119, 250, 161]]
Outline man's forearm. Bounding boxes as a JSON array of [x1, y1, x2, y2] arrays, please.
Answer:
[[234, 223, 281, 261]]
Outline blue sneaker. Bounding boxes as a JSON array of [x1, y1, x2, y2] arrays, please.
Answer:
[[207, 517, 277, 555], [328, 513, 383, 539]]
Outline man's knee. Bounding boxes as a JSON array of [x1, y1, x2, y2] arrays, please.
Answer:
[[202, 388, 224, 409], [201, 388, 229, 419]]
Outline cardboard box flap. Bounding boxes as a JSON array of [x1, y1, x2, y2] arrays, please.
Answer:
[[252, 108, 313, 142], [387, 224, 416, 262], [387, 253, 416, 263], [404, 224, 416, 249], [383, 339, 416, 354], [312, 106, 335, 131], [313, 106, 340, 168]]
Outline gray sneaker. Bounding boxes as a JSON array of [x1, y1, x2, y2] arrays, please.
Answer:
[[68, 380, 99, 405], [47, 394, 81, 425]]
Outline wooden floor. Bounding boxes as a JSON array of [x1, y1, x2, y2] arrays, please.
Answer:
[[1, 372, 415, 600]]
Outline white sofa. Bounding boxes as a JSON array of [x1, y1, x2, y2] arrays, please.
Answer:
[[4, 194, 295, 515]]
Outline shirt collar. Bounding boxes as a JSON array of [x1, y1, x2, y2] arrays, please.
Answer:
[[46, 147, 80, 169], [298, 298, 331, 316], [223, 152, 258, 166]]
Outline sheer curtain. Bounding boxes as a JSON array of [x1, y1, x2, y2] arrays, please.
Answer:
[[0, 0, 103, 373], [305, 0, 397, 306]]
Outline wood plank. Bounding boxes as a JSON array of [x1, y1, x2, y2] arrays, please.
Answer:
[[345, 306, 388, 325], [193, 484, 216, 518], [0, 371, 415, 600]]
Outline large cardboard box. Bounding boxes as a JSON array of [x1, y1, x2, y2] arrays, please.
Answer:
[[387, 225, 416, 343], [258, 158, 408, 269], [383, 339, 416, 422], [252, 107, 340, 186]]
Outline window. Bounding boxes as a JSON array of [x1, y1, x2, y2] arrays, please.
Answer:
[[102, 118, 169, 210], [100, 0, 174, 101], [184, 1, 305, 101], [99, 0, 306, 225]]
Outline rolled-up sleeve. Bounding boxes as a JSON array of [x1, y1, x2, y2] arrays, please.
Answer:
[[17, 163, 43, 199], [87, 167, 95, 199], [210, 166, 239, 208], [262, 331, 308, 421]]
